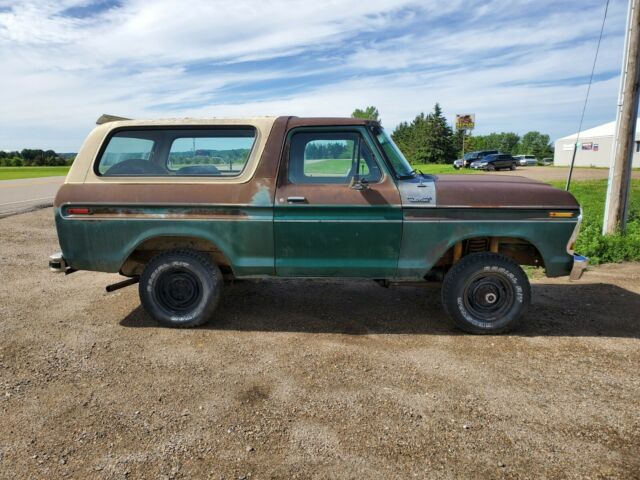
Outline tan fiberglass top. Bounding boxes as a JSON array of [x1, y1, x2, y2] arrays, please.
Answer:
[[65, 116, 279, 184]]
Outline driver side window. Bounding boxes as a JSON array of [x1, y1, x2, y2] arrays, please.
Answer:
[[288, 131, 382, 184]]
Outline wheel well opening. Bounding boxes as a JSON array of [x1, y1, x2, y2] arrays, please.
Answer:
[[429, 236, 544, 279], [120, 236, 233, 277]]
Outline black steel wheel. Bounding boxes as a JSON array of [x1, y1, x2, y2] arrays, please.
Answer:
[[139, 249, 222, 328], [441, 252, 530, 334], [155, 267, 203, 314]]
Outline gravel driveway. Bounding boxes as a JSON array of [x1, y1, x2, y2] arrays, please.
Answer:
[[1, 208, 639, 479]]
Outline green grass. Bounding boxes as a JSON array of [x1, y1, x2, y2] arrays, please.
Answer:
[[552, 179, 640, 265], [305, 160, 472, 175], [411, 164, 477, 174], [0, 166, 70, 180], [303, 159, 352, 175]]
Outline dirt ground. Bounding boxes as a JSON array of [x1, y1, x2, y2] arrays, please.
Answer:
[[0, 208, 639, 480]]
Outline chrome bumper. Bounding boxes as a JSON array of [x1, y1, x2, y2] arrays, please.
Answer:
[[570, 254, 588, 281], [49, 252, 67, 272]]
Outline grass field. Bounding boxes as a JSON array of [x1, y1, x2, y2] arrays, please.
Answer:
[[554, 179, 640, 264], [0, 166, 70, 180], [304, 160, 470, 175]]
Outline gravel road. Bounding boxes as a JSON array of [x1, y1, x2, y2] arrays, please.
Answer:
[[0, 208, 639, 479]]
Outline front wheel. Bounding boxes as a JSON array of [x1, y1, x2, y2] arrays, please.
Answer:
[[441, 253, 531, 334], [139, 249, 223, 328], [510, 163, 517, 170]]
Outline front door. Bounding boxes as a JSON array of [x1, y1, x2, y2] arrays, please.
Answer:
[[274, 126, 402, 277]]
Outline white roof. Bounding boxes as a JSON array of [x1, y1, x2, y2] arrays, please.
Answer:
[[557, 118, 640, 141]]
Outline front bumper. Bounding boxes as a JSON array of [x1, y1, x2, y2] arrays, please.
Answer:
[[570, 254, 588, 280], [49, 252, 67, 272]]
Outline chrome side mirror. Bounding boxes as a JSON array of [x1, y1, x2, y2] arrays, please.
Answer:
[[349, 176, 369, 191]]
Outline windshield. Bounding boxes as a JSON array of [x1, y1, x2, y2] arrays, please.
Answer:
[[463, 153, 477, 160], [374, 128, 413, 177]]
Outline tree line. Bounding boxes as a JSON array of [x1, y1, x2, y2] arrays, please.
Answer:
[[351, 104, 554, 164], [0, 149, 74, 167], [304, 142, 352, 160]]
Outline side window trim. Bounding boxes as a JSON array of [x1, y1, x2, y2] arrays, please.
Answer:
[[285, 126, 386, 185], [94, 126, 257, 177]]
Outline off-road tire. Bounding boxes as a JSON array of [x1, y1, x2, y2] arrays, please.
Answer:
[[441, 253, 531, 334], [139, 249, 222, 328]]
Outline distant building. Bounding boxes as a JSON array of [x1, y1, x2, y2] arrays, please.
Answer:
[[554, 119, 640, 168]]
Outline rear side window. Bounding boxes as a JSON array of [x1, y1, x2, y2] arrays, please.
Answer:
[[98, 134, 156, 175], [97, 127, 256, 177]]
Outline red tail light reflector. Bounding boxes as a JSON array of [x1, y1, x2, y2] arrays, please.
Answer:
[[67, 207, 91, 215]]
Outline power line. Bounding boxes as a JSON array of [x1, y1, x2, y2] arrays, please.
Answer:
[[566, 0, 611, 191]]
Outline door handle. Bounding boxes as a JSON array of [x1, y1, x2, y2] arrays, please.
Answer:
[[287, 196, 307, 203]]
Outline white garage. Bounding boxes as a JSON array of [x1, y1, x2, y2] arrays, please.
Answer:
[[554, 119, 640, 168]]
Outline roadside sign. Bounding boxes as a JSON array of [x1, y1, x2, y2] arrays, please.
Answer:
[[456, 114, 475, 130]]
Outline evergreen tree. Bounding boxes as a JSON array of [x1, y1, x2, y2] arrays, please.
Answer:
[[422, 103, 456, 164]]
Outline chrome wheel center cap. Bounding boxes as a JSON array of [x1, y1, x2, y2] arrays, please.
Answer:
[[485, 292, 497, 304]]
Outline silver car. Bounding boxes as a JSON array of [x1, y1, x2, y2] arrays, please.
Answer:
[[513, 155, 537, 166]]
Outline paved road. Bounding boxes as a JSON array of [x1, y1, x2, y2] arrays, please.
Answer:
[[0, 176, 65, 217]]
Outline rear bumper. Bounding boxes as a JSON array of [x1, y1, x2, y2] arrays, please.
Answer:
[[570, 254, 588, 281]]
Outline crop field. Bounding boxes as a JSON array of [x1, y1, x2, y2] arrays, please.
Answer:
[[0, 166, 70, 180]]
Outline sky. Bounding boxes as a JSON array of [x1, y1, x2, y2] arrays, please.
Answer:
[[0, 0, 628, 152]]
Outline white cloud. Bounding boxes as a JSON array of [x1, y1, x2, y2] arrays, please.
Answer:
[[0, 0, 627, 150]]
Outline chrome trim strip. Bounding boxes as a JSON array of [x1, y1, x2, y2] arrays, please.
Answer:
[[403, 219, 578, 223], [60, 201, 272, 208], [63, 216, 272, 221], [274, 219, 402, 223]]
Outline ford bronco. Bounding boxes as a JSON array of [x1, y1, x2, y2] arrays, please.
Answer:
[[50, 115, 587, 334]]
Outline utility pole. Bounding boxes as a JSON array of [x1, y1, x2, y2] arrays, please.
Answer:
[[603, 0, 640, 234]]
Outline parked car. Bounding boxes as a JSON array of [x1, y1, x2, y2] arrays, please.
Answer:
[[541, 157, 554, 166], [513, 154, 537, 166], [454, 150, 499, 169], [470, 153, 518, 171], [50, 115, 586, 334]]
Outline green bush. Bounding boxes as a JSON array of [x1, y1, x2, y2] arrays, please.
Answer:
[[556, 179, 640, 264]]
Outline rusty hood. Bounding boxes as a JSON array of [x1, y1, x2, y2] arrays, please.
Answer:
[[433, 174, 579, 209]]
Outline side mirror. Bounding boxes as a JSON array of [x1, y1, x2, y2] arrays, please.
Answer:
[[349, 176, 369, 191]]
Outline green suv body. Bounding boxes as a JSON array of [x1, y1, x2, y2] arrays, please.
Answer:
[[51, 115, 586, 333]]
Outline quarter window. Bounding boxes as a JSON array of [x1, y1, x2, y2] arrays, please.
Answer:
[[97, 128, 256, 177], [98, 135, 156, 175], [288, 131, 382, 184]]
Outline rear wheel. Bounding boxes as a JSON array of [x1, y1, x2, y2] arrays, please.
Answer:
[[139, 249, 222, 328], [441, 253, 530, 334]]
